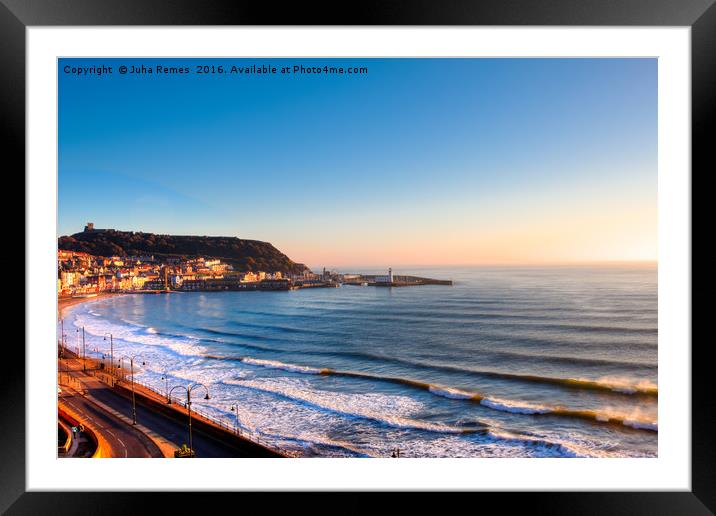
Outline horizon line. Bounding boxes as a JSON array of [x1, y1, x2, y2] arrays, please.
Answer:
[[310, 260, 658, 270]]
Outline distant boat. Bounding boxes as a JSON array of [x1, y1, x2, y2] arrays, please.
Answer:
[[360, 282, 368, 286]]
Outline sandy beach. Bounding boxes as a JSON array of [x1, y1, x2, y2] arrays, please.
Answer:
[[58, 293, 119, 320]]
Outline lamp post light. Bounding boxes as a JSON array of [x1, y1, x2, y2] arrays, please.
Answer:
[[102, 333, 114, 385], [230, 404, 241, 435], [167, 382, 210, 457], [118, 355, 144, 425]]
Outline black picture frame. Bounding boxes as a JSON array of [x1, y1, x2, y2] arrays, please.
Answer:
[[5, 0, 710, 513]]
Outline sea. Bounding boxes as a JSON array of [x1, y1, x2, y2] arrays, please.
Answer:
[[60, 265, 658, 458]]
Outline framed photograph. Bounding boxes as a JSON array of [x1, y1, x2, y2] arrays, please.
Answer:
[[7, 0, 710, 512]]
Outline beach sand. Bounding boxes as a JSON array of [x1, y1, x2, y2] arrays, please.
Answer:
[[58, 293, 118, 320]]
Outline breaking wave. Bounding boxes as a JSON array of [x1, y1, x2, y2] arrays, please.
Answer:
[[225, 377, 586, 457], [204, 353, 656, 397], [222, 357, 658, 433], [240, 357, 328, 375], [69, 305, 207, 357], [226, 378, 483, 435]]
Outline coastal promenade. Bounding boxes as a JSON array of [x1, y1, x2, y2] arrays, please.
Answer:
[[58, 354, 282, 458]]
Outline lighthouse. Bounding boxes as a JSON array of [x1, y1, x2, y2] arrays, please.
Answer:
[[388, 267, 393, 283]]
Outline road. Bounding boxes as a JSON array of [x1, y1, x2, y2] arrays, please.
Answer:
[[60, 389, 163, 458], [59, 357, 264, 457]]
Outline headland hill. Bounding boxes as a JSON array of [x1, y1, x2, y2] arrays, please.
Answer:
[[57, 223, 452, 297]]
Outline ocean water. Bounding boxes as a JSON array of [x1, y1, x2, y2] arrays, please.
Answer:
[[60, 266, 658, 458]]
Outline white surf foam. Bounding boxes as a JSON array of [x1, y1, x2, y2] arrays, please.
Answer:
[[241, 357, 324, 375], [227, 377, 469, 434], [622, 419, 658, 431], [428, 386, 474, 400], [70, 308, 207, 358], [486, 430, 584, 458], [480, 398, 552, 415]]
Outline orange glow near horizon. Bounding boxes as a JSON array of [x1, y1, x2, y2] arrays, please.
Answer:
[[277, 189, 657, 268]]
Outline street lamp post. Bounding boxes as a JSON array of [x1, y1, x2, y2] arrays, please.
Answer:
[[117, 357, 126, 383], [75, 327, 87, 371], [230, 404, 241, 435], [160, 373, 169, 400], [59, 319, 66, 362], [118, 354, 144, 425], [60, 326, 67, 385], [103, 333, 114, 386], [167, 382, 210, 457]]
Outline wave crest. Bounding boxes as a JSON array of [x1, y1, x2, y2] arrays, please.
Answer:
[[240, 357, 329, 375]]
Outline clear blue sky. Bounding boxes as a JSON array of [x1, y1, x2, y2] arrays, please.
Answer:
[[59, 58, 657, 267]]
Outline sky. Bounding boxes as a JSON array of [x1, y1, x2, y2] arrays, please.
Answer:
[[58, 58, 657, 269]]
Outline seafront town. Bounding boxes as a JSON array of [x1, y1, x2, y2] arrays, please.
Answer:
[[57, 249, 313, 296], [58, 250, 451, 297]]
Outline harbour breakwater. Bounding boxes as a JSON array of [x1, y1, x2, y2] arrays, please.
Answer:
[[343, 275, 453, 287]]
